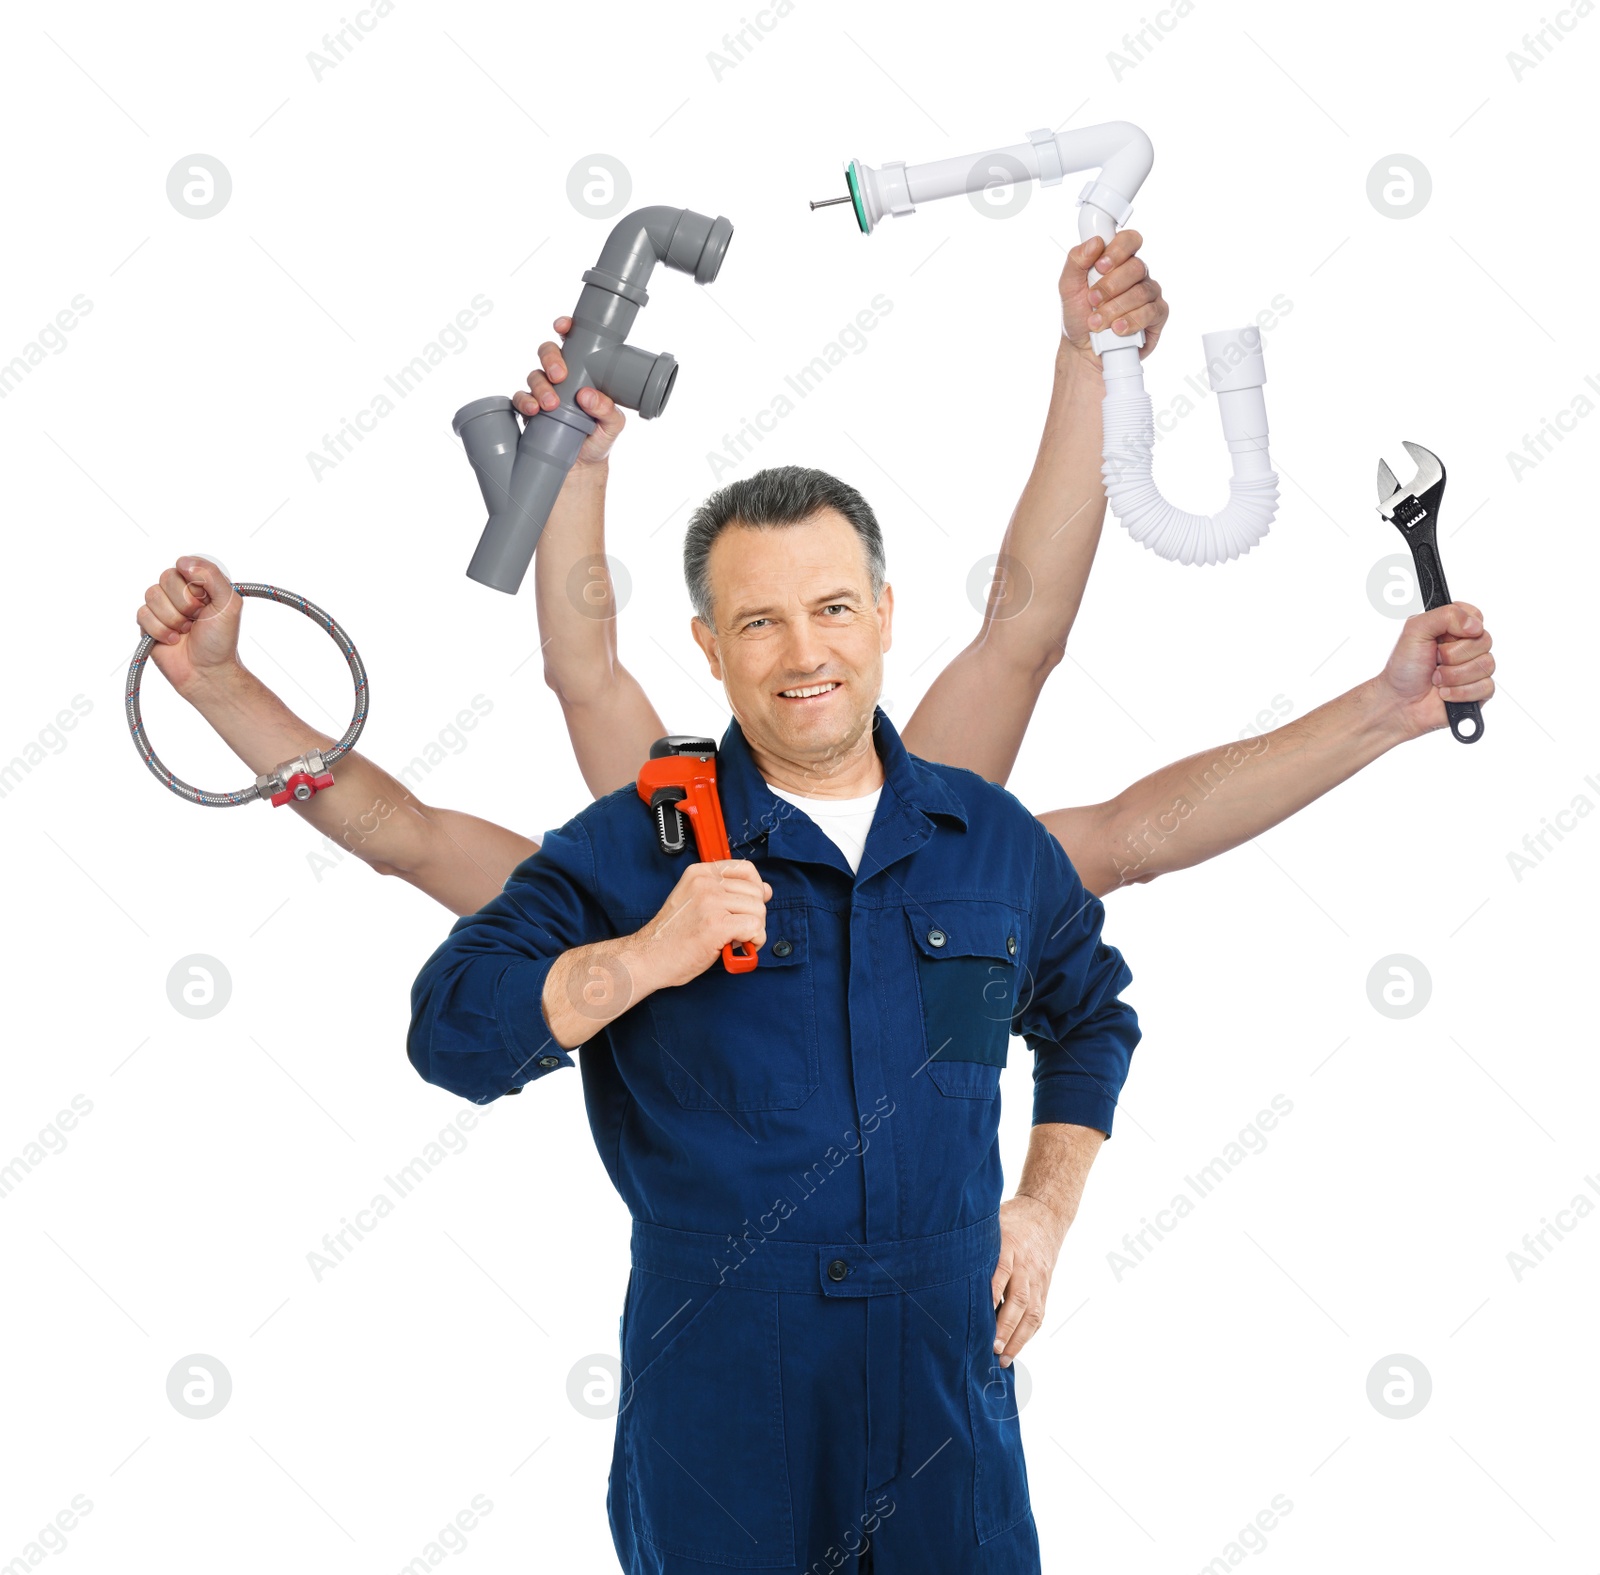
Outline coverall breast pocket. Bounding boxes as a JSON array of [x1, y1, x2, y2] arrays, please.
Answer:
[[648, 906, 819, 1111], [621, 1271, 795, 1568], [908, 903, 1023, 1099]]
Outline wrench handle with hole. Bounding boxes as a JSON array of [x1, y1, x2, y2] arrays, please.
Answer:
[[1390, 493, 1484, 745]]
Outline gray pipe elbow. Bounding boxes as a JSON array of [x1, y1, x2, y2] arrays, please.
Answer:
[[457, 203, 733, 595], [595, 206, 734, 288]]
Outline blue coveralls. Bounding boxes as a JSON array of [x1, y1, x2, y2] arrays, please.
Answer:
[[407, 709, 1141, 1573]]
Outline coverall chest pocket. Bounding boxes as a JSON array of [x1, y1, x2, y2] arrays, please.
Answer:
[[647, 907, 819, 1111], [907, 903, 1024, 1099]]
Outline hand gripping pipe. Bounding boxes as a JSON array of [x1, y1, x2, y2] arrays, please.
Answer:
[[818, 125, 1279, 565], [454, 205, 734, 594]]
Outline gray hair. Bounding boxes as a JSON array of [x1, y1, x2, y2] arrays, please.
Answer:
[[682, 465, 887, 625]]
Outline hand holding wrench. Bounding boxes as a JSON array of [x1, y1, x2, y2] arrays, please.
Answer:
[[636, 737, 760, 974], [1376, 441, 1485, 744]]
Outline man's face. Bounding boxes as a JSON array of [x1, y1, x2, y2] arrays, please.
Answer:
[[691, 509, 894, 772]]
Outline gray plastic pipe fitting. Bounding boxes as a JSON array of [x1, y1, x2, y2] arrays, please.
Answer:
[[455, 205, 734, 594]]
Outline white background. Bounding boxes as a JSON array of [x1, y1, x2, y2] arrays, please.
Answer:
[[1, 0, 1593, 1569]]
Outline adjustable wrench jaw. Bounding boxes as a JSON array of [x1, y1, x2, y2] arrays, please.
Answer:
[[1373, 440, 1485, 744], [1376, 440, 1446, 531]]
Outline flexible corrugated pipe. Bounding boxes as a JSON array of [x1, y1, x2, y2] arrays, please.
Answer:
[[829, 122, 1280, 566]]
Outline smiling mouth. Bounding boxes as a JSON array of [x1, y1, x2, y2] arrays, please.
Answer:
[[778, 681, 841, 701]]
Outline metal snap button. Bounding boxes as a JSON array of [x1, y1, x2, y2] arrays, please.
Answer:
[[538, 1056, 561, 1069], [1006, 935, 1017, 955], [927, 928, 947, 948], [772, 938, 793, 958], [827, 1258, 850, 1282]]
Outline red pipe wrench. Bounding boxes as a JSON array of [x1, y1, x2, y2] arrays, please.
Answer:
[[636, 736, 759, 974]]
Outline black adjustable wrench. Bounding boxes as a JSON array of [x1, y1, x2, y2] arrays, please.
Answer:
[[1376, 441, 1484, 744]]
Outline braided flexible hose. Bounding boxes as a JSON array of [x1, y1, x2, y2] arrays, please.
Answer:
[[125, 582, 369, 807]]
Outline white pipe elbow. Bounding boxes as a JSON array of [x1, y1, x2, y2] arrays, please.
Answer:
[[1054, 121, 1153, 222]]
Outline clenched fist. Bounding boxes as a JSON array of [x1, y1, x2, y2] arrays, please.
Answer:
[[540, 858, 773, 1049], [135, 556, 242, 696], [636, 859, 771, 990], [513, 315, 627, 469], [1377, 601, 1495, 739], [1059, 228, 1168, 365]]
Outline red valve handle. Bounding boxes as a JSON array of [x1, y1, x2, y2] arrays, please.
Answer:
[[270, 770, 335, 808]]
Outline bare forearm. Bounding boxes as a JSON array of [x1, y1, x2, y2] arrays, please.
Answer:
[[1015, 1121, 1105, 1235], [180, 659, 342, 780], [390, 806, 538, 915], [533, 460, 665, 796], [533, 461, 619, 708], [540, 858, 772, 1047], [541, 932, 662, 1049], [1053, 676, 1415, 896], [180, 663, 533, 910], [902, 344, 1107, 780], [997, 340, 1112, 658]]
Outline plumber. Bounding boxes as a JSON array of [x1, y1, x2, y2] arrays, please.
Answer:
[[407, 466, 1140, 1573]]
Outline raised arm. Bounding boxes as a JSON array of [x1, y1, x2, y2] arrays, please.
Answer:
[[520, 320, 666, 796], [1046, 603, 1496, 897], [901, 230, 1167, 781], [137, 556, 535, 915]]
